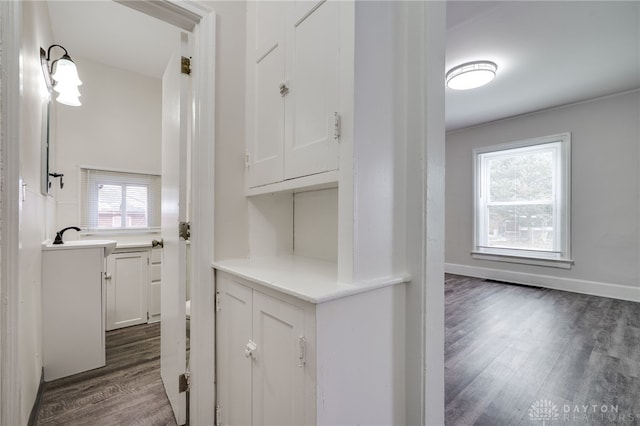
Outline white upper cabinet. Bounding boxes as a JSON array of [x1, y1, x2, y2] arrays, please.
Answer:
[[284, 0, 340, 180], [247, 0, 344, 190], [247, 1, 287, 188]]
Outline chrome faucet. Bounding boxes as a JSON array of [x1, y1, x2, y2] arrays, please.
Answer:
[[53, 226, 81, 245]]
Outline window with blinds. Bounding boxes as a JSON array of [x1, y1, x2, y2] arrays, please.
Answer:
[[80, 168, 161, 232]]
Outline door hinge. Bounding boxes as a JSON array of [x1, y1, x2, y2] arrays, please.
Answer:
[[245, 152, 251, 168], [333, 112, 341, 141], [181, 56, 191, 75], [147, 311, 150, 321], [179, 221, 191, 241], [179, 371, 190, 393], [215, 404, 222, 426], [298, 336, 306, 367], [215, 291, 221, 312]]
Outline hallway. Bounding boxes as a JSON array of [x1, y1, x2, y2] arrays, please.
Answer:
[[35, 323, 176, 425]]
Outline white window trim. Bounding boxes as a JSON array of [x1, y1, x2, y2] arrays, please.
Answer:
[[472, 132, 572, 268]]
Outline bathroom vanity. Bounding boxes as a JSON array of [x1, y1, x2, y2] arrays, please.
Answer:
[[41, 240, 115, 381]]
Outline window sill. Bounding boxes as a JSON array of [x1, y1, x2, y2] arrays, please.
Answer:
[[471, 251, 573, 269], [81, 228, 160, 237]]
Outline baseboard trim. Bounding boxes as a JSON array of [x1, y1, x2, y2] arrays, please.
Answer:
[[445, 263, 640, 302], [28, 367, 46, 426]]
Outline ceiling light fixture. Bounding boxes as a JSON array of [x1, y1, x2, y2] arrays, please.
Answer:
[[446, 61, 497, 90], [40, 44, 82, 106]]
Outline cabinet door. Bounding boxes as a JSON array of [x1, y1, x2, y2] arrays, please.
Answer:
[[148, 248, 162, 321], [105, 251, 149, 331], [284, 0, 340, 180], [247, 1, 287, 188], [216, 275, 253, 426], [252, 291, 305, 426]]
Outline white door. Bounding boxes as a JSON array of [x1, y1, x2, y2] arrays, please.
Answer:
[[284, 0, 340, 180], [105, 251, 149, 331], [252, 291, 305, 426], [215, 274, 253, 426], [247, 0, 287, 188], [161, 31, 190, 425]]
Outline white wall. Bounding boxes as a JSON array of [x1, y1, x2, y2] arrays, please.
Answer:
[[446, 90, 640, 301], [212, 0, 249, 262], [294, 188, 338, 262], [19, 1, 56, 422], [54, 57, 162, 237]]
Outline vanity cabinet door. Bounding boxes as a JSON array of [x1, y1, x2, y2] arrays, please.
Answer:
[[215, 272, 309, 426], [105, 251, 149, 331], [252, 290, 305, 426], [216, 275, 253, 426]]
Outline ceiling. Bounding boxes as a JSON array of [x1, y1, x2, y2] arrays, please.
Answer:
[[47, 1, 640, 131], [47, 1, 178, 79], [446, 1, 640, 130]]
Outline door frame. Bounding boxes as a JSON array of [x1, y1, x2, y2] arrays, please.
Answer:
[[124, 2, 218, 425], [0, 2, 447, 425], [0, 1, 216, 425], [0, 1, 22, 424]]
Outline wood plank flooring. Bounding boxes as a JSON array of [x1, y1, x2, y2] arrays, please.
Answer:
[[36, 323, 177, 426], [34, 276, 639, 425], [445, 274, 640, 426]]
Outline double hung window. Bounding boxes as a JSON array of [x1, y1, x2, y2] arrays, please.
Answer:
[[473, 133, 572, 268]]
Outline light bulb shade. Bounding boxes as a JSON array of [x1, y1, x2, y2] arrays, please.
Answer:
[[51, 57, 83, 86], [56, 90, 82, 106], [53, 81, 81, 96], [446, 61, 497, 90]]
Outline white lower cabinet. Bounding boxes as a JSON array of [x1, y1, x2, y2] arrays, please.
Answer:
[[216, 271, 312, 426], [105, 250, 149, 331]]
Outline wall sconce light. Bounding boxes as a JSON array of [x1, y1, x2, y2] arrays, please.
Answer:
[[40, 44, 82, 106]]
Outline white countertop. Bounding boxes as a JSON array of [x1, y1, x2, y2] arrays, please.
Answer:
[[213, 255, 410, 304], [42, 240, 118, 257]]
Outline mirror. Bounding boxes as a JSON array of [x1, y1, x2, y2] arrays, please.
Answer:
[[41, 100, 51, 196]]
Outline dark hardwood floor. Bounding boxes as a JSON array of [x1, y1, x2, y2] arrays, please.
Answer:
[[34, 276, 639, 425], [36, 323, 177, 426], [445, 274, 640, 426]]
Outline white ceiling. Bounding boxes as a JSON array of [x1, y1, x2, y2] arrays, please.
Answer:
[[47, 1, 640, 131], [446, 1, 640, 131], [46, 1, 178, 79]]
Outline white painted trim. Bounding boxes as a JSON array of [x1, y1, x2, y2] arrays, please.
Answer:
[[245, 170, 338, 197], [0, 1, 23, 424], [179, 3, 216, 426], [470, 252, 574, 269], [114, 0, 200, 31], [422, 3, 446, 425], [399, 2, 446, 424], [445, 263, 640, 303], [116, 2, 217, 424]]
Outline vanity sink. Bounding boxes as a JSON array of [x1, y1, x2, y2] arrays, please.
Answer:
[[42, 240, 117, 257]]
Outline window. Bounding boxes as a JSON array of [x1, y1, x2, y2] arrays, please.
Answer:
[[81, 168, 161, 232], [473, 133, 572, 268]]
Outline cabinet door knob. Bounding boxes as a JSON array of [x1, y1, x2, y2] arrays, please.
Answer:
[[244, 339, 258, 360], [279, 83, 289, 97]]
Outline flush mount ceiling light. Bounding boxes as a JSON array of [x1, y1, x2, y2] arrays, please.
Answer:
[[40, 44, 82, 106], [446, 61, 497, 90]]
